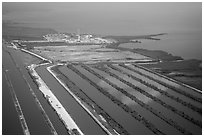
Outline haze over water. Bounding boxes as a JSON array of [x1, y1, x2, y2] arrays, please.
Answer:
[[2, 2, 202, 60]]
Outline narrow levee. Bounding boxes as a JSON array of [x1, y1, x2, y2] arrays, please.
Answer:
[[74, 65, 182, 134], [58, 65, 159, 134], [130, 64, 201, 102], [106, 64, 201, 118], [2, 71, 24, 135], [2, 45, 52, 135], [90, 64, 201, 134], [117, 64, 202, 108], [51, 65, 127, 135], [14, 49, 69, 135], [36, 65, 107, 135]]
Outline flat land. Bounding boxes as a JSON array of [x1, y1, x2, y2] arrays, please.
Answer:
[[32, 45, 152, 63], [141, 60, 202, 90], [2, 24, 202, 134], [53, 63, 202, 134]]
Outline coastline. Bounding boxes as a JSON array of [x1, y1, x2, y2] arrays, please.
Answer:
[[4, 41, 202, 134]]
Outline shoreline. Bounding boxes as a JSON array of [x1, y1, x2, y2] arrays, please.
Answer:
[[28, 63, 83, 135], [5, 40, 201, 135], [15, 40, 202, 92], [21, 43, 201, 95]]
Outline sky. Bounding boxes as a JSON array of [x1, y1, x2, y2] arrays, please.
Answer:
[[2, 2, 202, 35]]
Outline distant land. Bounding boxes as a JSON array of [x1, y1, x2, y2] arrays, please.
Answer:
[[3, 2, 202, 135], [2, 23, 201, 90], [2, 22, 202, 135], [2, 22, 57, 40]]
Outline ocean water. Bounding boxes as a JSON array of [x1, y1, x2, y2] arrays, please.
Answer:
[[119, 31, 202, 60], [3, 3, 201, 60]]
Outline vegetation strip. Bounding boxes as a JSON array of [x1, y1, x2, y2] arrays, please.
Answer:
[[21, 48, 51, 63], [20, 70, 58, 135], [28, 64, 83, 135], [134, 63, 202, 93], [128, 64, 201, 103], [93, 66, 192, 134], [95, 65, 201, 128], [107, 64, 201, 115], [22, 73, 58, 135], [20, 47, 83, 135], [3, 69, 30, 135], [67, 64, 164, 135], [53, 65, 129, 135], [5, 48, 57, 135]]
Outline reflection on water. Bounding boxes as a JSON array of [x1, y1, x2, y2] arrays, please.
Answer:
[[94, 69, 181, 134], [98, 80, 136, 106], [96, 69, 159, 105], [115, 64, 202, 108], [69, 65, 154, 134]]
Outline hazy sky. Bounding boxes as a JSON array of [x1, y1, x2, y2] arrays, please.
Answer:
[[2, 2, 202, 35]]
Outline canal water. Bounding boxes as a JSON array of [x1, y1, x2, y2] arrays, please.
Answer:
[[106, 65, 201, 120], [10, 49, 69, 135], [59, 65, 154, 134], [2, 46, 52, 135], [118, 32, 202, 60], [116, 64, 202, 108], [75, 65, 183, 134], [128, 64, 202, 104], [2, 71, 23, 135], [88, 66, 183, 134], [36, 65, 106, 135], [110, 64, 202, 134]]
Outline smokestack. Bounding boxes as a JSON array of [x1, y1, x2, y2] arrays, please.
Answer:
[[77, 29, 80, 41]]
